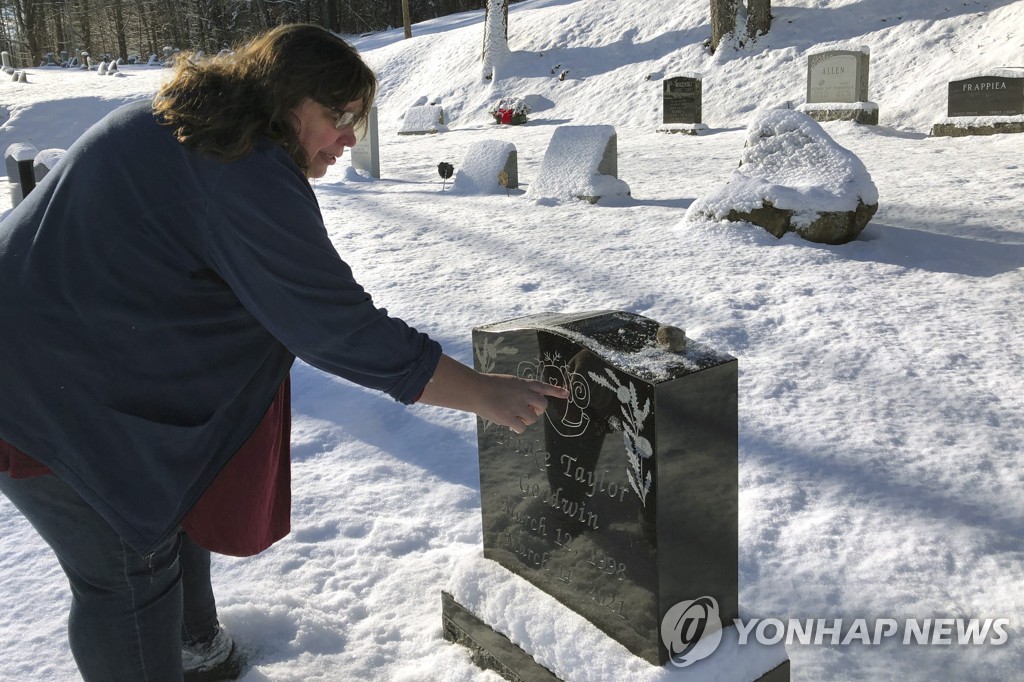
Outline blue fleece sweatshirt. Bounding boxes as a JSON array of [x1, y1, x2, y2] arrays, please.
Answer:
[[0, 100, 442, 552]]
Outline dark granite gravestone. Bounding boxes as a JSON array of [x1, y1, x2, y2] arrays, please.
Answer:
[[663, 75, 702, 125], [468, 310, 738, 666], [947, 75, 1024, 117], [5, 142, 38, 208]]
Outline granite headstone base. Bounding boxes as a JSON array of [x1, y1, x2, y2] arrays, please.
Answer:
[[442, 555, 791, 682], [799, 103, 878, 125], [930, 120, 1024, 137], [656, 123, 708, 135]]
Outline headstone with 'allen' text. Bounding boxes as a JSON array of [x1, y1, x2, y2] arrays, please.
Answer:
[[456, 310, 739, 667], [801, 47, 877, 125]]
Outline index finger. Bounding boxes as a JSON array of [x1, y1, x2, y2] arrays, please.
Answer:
[[531, 380, 570, 400]]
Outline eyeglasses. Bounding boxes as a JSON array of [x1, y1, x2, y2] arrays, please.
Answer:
[[324, 105, 359, 130]]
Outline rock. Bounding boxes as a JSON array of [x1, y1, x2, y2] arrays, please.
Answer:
[[655, 325, 687, 352], [686, 109, 879, 244]]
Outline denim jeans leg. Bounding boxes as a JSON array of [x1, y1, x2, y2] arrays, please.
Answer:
[[0, 473, 185, 682], [180, 533, 220, 644]]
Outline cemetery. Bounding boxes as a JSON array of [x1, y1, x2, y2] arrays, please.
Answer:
[[0, 0, 1022, 681]]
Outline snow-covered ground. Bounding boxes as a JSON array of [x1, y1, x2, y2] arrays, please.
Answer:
[[1, 0, 1022, 680]]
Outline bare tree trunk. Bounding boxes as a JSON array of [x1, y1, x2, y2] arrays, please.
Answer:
[[401, 0, 411, 38], [710, 0, 770, 51], [481, 0, 508, 80], [111, 0, 127, 59], [709, 0, 737, 52], [746, 0, 770, 39]]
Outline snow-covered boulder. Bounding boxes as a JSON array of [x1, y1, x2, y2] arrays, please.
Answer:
[[687, 109, 878, 244]]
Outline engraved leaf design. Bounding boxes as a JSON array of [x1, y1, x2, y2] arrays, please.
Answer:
[[588, 368, 653, 507]]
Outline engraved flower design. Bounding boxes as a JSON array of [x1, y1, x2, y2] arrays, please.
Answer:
[[588, 368, 652, 507]]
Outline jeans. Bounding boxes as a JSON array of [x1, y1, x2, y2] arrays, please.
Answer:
[[0, 473, 220, 681]]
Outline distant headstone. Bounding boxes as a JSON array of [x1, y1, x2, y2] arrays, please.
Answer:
[[33, 149, 65, 184], [931, 69, 1024, 137], [658, 73, 706, 134], [1, 51, 11, 73], [349, 105, 380, 178], [17, 71, 27, 84], [947, 73, 1024, 117], [398, 104, 446, 135], [800, 47, 877, 125], [5, 143, 39, 207], [445, 310, 740, 668], [451, 140, 518, 194], [97, 61, 108, 76], [107, 60, 118, 74], [147, 54, 160, 66], [526, 126, 629, 204]]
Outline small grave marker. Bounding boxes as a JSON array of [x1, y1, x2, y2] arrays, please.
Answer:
[[349, 105, 380, 178], [5, 143, 39, 207], [33, 149, 65, 185], [398, 105, 446, 135], [527, 126, 629, 204], [658, 73, 706, 134], [451, 140, 518, 195]]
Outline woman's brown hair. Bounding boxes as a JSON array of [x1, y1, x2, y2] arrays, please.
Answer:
[[154, 23, 377, 173]]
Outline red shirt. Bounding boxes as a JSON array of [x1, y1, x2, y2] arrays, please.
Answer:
[[0, 377, 291, 557]]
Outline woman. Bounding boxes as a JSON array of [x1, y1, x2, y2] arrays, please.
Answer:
[[0, 24, 565, 681]]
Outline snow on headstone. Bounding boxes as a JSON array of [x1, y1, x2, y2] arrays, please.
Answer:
[[451, 140, 518, 195], [97, 61, 108, 76], [685, 108, 878, 244], [33, 148, 66, 184], [526, 125, 630, 203], [1, 51, 13, 75], [397, 105, 447, 135]]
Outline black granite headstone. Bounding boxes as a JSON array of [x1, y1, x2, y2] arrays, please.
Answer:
[[662, 76, 702, 125], [472, 311, 738, 666], [948, 75, 1024, 117]]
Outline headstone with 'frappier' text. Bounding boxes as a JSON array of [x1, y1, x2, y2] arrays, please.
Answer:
[[947, 73, 1024, 117], [931, 69, 1024, 137]]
